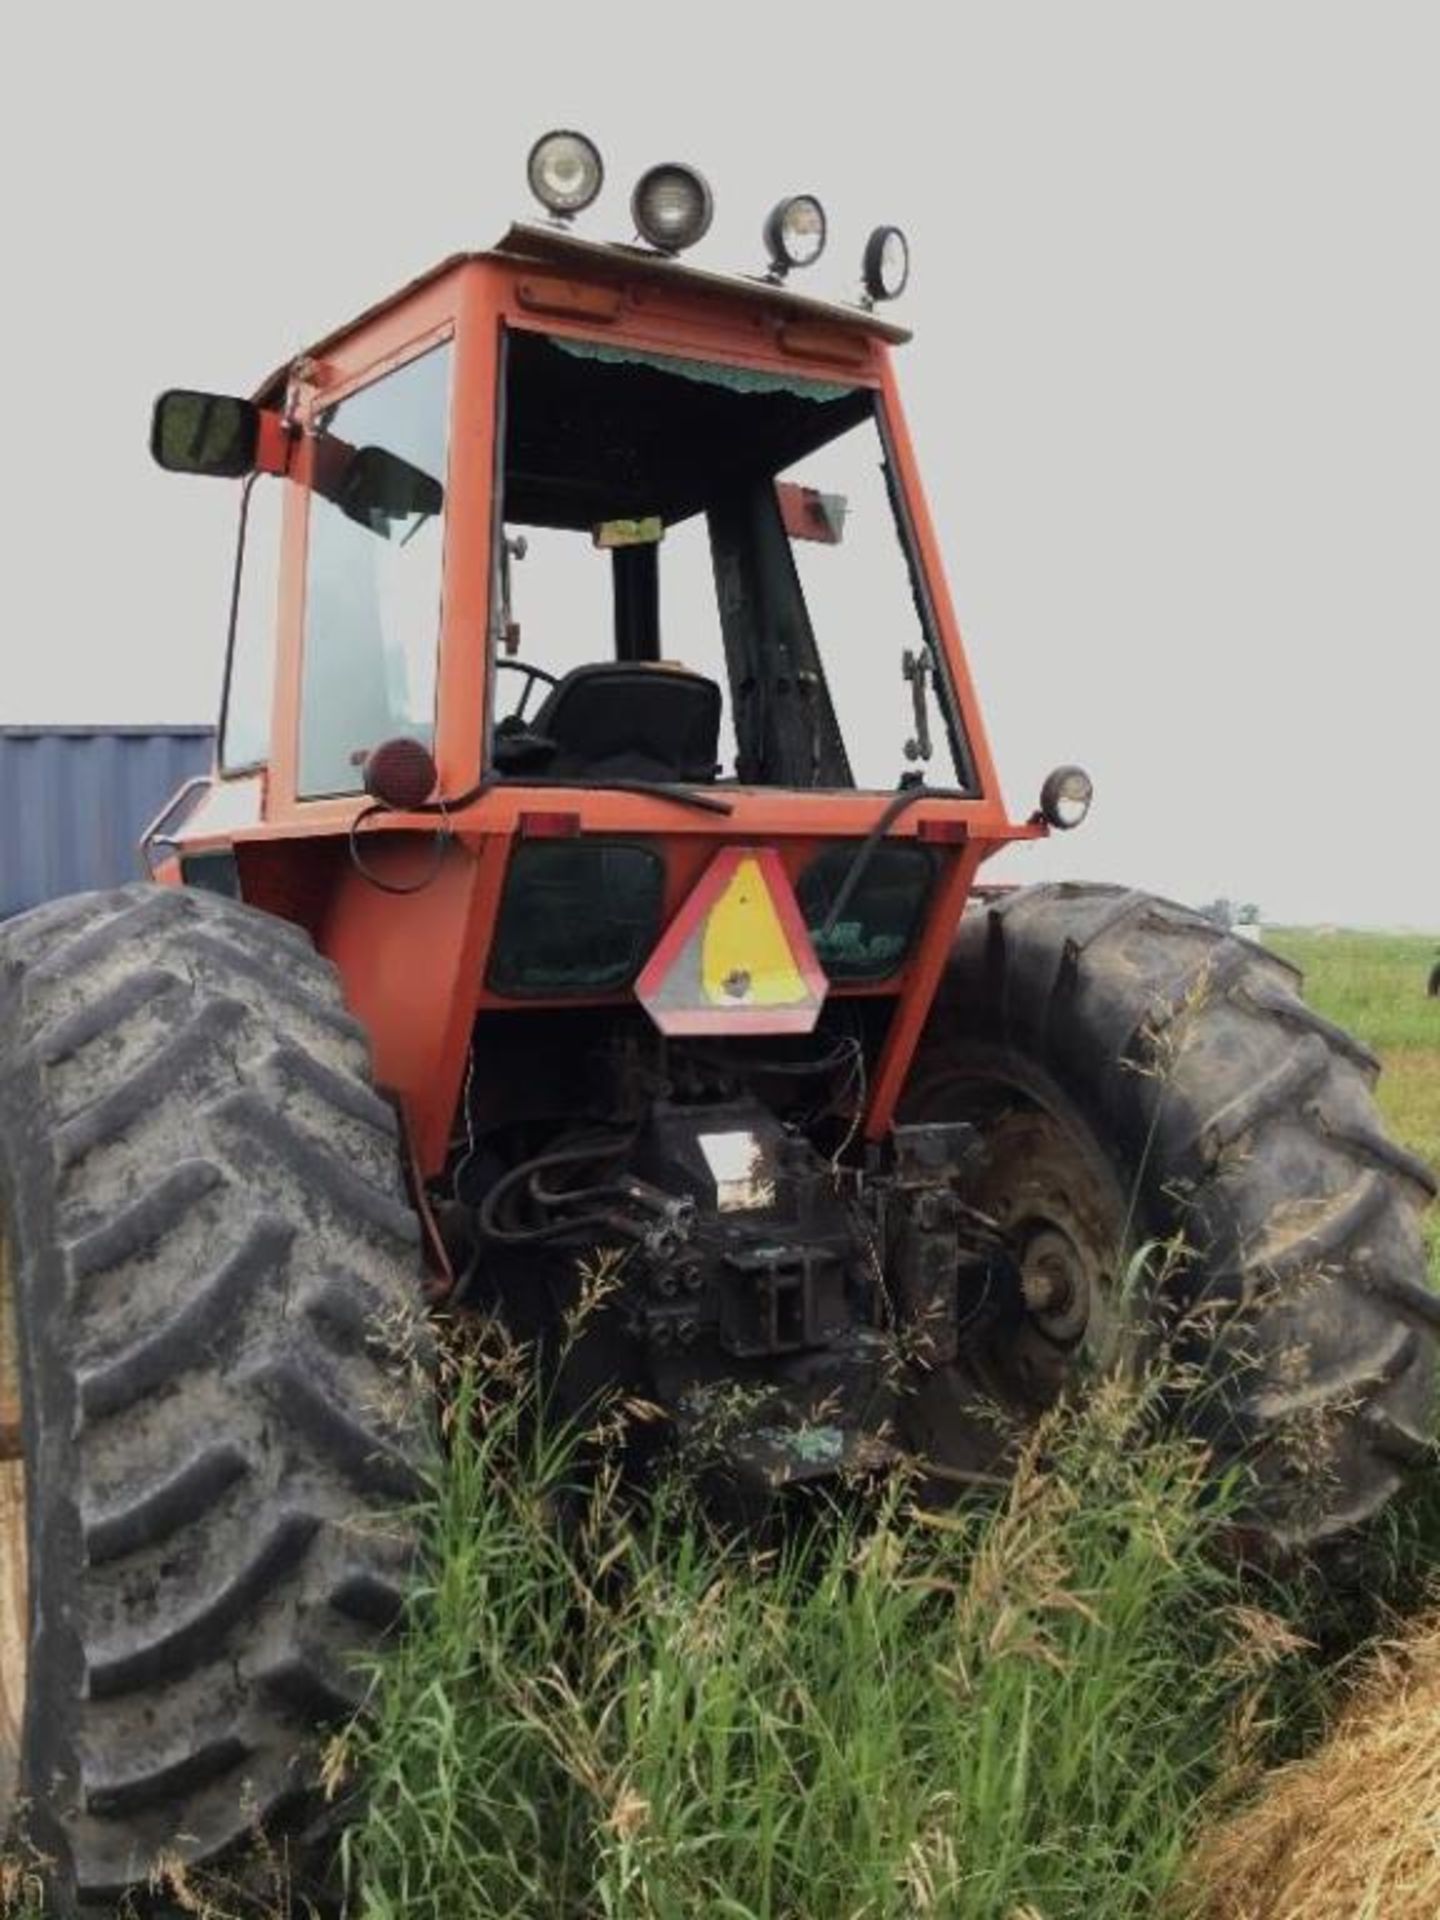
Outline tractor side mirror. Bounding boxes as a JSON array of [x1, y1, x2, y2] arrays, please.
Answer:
[[150, 390, 261, 477], [331, 445, 444, 537]]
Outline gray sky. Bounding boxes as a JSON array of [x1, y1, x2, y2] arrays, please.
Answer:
[[4, 1, 1435, 927]]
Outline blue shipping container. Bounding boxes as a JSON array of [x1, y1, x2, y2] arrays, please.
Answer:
[[0, 727, 215, 921]]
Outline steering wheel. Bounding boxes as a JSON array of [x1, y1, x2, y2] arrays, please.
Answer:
[[495, 657, 560, 725]]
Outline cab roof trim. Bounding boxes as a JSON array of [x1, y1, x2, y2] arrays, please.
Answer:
[[253, 222, 909, 405], [494, 224, 913, 344], [252, 252, 472, 405]]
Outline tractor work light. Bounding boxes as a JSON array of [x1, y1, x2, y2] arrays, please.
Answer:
[[526, 129, 605, 219], [862, 225, 910, 302], [764, 194, 828, 277], [632, 162, 714, 253], [1038, 765, 1094, 831]]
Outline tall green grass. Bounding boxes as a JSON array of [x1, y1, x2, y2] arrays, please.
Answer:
[[338, 1323, 1290, 1920], [6, 924, 1433, 1918], [339, 929, 1440, 1918]]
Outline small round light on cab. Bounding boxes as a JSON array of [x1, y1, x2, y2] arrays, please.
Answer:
[[862, 225, 911, 302], [632, 162, 714, 253], [1038, 765, 1094, 831], [764, 194, 827, 277], [363, 736, 439, 812], [526, 129, 604, 219]]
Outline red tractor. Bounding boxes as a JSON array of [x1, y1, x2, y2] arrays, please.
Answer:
[[2, 134, 1435, 1907]]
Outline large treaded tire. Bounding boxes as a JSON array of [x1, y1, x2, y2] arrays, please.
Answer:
[[907, 883, 1438, 1555], [0, 884, 430, 1909]]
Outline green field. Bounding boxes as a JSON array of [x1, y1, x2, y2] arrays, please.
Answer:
[[1266, 927, 1440, 1258]]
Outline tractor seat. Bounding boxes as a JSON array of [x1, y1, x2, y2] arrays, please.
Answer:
[[504, 662, 723, 783]]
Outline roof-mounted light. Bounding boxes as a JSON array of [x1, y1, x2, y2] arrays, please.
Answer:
[[526, 129, 604, 220], [764, 194, 827, 279], [632, 162, 714, 254], [862, 225, 910, 303]]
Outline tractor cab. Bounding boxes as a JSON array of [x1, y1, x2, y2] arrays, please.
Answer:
[[143, 135, 1132, 1476], [150, 136, 1084, 1180]]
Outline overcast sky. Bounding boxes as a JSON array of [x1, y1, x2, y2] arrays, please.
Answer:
[[4, 2, 1435, 928]]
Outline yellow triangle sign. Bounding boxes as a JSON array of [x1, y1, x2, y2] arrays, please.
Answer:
[[636, 846, 828, 1035]]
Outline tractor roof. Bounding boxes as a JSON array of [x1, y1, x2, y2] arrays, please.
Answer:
[[254, 223, 909, 406]]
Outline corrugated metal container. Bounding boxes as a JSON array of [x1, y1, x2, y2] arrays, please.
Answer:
[[0, 726, 215, 920]]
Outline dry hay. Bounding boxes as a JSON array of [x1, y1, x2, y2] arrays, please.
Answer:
[[1183, 1610, 1440, 1919]]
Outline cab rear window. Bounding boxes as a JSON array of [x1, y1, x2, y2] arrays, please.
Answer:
[[797, 844, 935, 981], [488, 842, 665, 995]]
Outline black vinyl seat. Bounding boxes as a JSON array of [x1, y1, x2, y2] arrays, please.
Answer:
[[505, 663, 723, 783]]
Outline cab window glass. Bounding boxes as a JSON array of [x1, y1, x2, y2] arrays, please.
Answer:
[[497, 515, 737, 775], [779, 419, 950, 790], [300, 341, 452, 796], [797, 842, 935, 980], [220, 475, 282, 771], [493, 331, 972, 792]]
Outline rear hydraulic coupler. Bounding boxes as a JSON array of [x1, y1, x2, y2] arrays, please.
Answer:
[[628, 1099, 854, 1364]]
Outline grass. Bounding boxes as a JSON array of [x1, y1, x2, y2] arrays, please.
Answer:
[[338, 1322, 1284, 1920], [1263, 929, 1439, 1055], [6, 1326, 1295, 1920], [335, 927, 1440, 1920]]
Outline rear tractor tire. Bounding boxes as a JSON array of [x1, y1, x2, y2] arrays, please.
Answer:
[[0, 885, 431, 1911], [903, 883, 1438, 1557]]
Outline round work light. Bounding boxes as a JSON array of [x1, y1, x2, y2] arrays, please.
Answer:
[[526, 130, 604, 218], [632, 163, 714, 253], [1038, 765, 1094, 831], [764, 194, 828, 276], [862, 225, 911, 302]]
